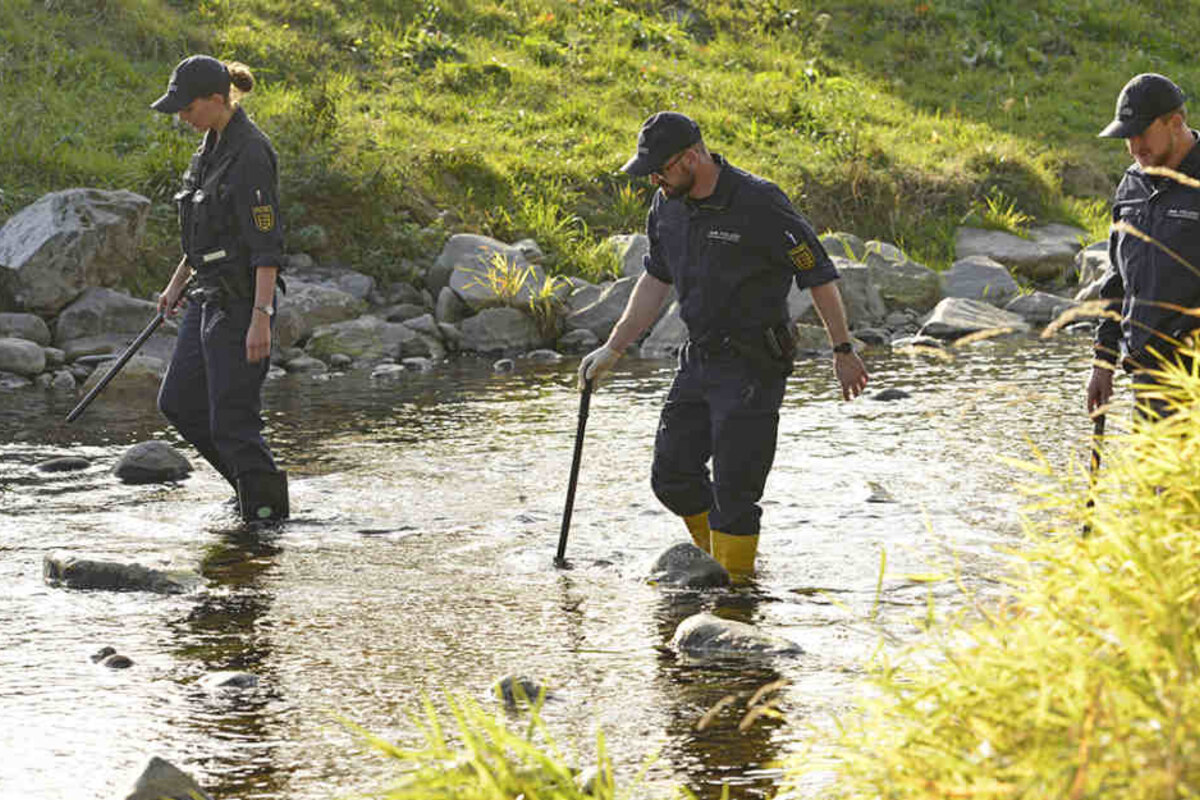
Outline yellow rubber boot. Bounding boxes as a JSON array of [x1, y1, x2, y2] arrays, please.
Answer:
[[683, 511, 711, 553], [711, 530, 758, 580]]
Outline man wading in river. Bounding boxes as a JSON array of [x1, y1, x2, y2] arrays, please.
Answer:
[[578, 112, 868, 579]]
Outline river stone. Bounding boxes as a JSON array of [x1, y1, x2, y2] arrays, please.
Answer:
[[435, 285, 469, 324], [649, 543, 731, 589], [113, 441, 192, 484], [53, 287, 159, 345], [460, 307, 542, 354], [402, 312, 442, 340], [274, 279, 367, 350], [102, 653, 134, 669], [567, 282, 604, 314], [306, 314, 425, 363], [383, 303, 427, 323], [0, 337, 46, 376], [199, 671, 259, 690], [493, 358, 515, 372], [853, 328, 890, 346], [431, 233, 529, 301], [80, 354, 166, 399], [641, 301, 687, 359], [670, 612, 804, 658], [328, 353, 352, 368], [37, 455, 91, 472], [606, 233, 650, 278], [337, 270, 375, 300], [0, 188, 150, 315], [1004, 291, 1077, 326], [919, 298, 1031, 340], [564, 276, 637, 341], [43, 346, 65, 367], [284, 355, 328, 374], [834, 259, 887, 326], [492, 675, 549, 708], [1075, 241, 1110, 285], [954, 224, 1085, 282], [891, 334, 946, 349], [62, 331, 177, 364], [819, 231, 867, 261], [450, 257, 550, 312], [50, 369, 76, 390], [401, 356, 433, 370], [0, 312, 51, 345], [437, 322, 462, 352], [524, 348, 562, 362], [864, 246, 942, 313], [370, 363, 405, 379], [941, 255, 1020, 305], [123, 756, 214, 800], [559, 328, 599, 354], [91, 646, 117, 662], [871, 388, 911, 401], [386, 280, 425, 306], [44, 552, 201, 594]]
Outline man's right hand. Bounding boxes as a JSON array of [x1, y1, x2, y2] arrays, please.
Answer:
[[578, 344, 622, 390], [1087, 365, 1114, 414]]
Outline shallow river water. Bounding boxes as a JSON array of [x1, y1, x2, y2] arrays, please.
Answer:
[[0, 334, 1125, 799]]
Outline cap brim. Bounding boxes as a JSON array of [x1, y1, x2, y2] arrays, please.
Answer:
[[150, 92, 186, 114], [621, 152, 658, 177], [1099, 117, 1151, 138]]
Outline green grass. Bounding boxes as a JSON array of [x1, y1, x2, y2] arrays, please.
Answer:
[[791, 355, 1200, 797], [2, 0, 1197, 289]]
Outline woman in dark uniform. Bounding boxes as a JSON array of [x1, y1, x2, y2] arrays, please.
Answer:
[[151, 55, 288, 521]]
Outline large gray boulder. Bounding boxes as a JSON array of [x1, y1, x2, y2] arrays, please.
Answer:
[[305, 315, 426, 363], [113, 440, 192, 484], [274, 279, 367, 350], [564, 277, 637, 341], [670, 612, 804, 658], [0, 337, 46, 376], [0, 312, 51, 345], [954, 224, 1086, 282], [0, 189, 150, 314], [123, 757, 213, 800], [459, 307, 542, 354], [863, 243, 942, 312], [54, 287, 160, 344], [1075, 241, 1110, 286], [606, 233, 650, 278], [919, 297, 1031, 340], [1004, 291, 1077, 327], [834, 260, 887, 327], [649, 543, 730, 588], [567, 281, 604, 313], [44, 552, 201, 594], [448, 259, 547, 312], [435, 285, 469, 324], [62, 332, 176, 363], [941, 255, 1020, 306], [431, 233, 530, 301], [819, 231, 868, 261], [641, 302, 687, 359]]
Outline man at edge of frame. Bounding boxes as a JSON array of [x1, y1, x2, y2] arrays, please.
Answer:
[[1088, 73, 1200, 422], [577, 111, 869, 581]]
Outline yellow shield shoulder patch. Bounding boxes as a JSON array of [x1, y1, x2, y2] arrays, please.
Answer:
[[789, 242, 815, 271], [252, 205, 275, 233]]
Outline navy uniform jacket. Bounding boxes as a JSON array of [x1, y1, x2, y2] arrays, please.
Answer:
[[1096, 132, 1200, 367], [176, 106, 284, 292], [643, 154, 838, 344]]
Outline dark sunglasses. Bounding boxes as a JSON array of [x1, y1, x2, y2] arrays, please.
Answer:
[[651, 150, 687, 180]]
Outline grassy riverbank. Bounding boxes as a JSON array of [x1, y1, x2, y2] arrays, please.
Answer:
[[2, 0, 1199, 294]]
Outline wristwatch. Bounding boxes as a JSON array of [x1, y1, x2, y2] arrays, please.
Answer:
[[833, 341, 854, 354], [253, 304, 274, 317]]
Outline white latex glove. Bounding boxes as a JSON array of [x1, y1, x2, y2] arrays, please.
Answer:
[[578, 344, 622, 390]]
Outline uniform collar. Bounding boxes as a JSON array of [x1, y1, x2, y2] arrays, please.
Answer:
[[203, 106, 250, 158], [686, 152, 737, 211], [1174, 129, 1200, 179]]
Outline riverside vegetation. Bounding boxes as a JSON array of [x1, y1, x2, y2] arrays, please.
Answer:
[[7, 1, 1200, 797]]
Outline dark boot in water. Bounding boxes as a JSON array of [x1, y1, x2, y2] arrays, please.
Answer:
[[237, 470, 290, 523]]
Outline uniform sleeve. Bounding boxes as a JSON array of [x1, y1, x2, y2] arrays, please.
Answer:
[[642, 201, 673, 284], [1094, 215, 1125, 367], [229, 140, 285, 270], [758, 186, 838, 289]]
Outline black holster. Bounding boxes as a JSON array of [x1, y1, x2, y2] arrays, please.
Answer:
[[727, 322, 796, 377]]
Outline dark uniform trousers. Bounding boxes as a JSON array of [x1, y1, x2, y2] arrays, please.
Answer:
[[651, 342, 787, 537], [158, 293, 277, 487]]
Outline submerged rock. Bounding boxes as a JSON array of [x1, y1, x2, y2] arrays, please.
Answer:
[[123, 756, 213, 800], [870, 388, 911, 401], [649, 543, 730, 589], [670, 612, 803, 658], [199, 671, 259, 691], [112, 441, 191, 484], [492, 675, 549, 708], [36, 455, 91, 472], [44, 552, 201, 594]]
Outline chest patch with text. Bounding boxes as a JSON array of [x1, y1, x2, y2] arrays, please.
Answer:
[[707, 229, 742, 244]]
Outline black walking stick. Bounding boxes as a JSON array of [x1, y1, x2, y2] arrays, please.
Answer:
[[65, 307, 172, 424], [1082, 413, 1106, 536], [554, 378, 593, 568]]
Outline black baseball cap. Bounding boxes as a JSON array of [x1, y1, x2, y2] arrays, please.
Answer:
[[621, 112, 702, 176], [151, 55, 231, 114], [1098, 73, 1187, 138]]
